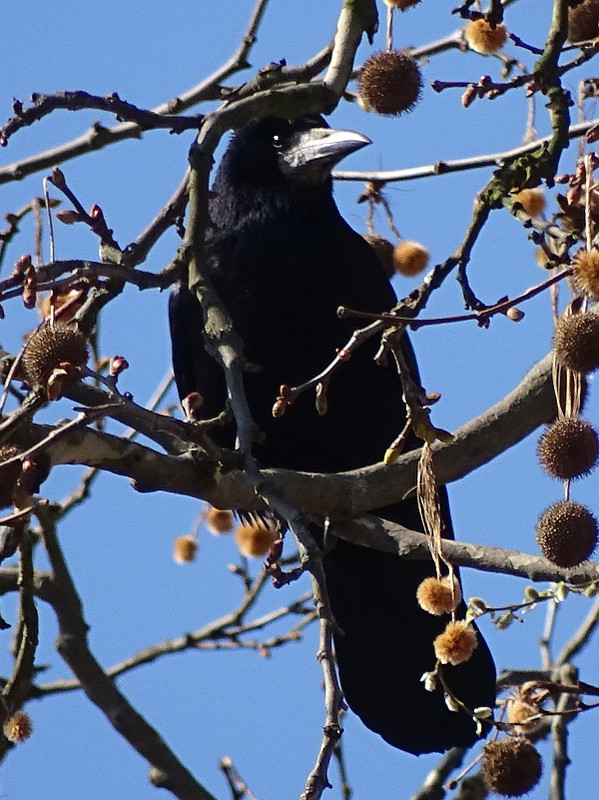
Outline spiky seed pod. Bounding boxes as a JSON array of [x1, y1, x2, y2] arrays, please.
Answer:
[[359, 51, 422, 117], [363, 234, 395, 278], [21, 322, 88, 388], [393, 240, 430, 276], [3, 711, 33, 743], [416, 575, 462, 615], [568, 0, 599, 43], [482, 738, 542, 797], [172, 535, 198, 564], [572, 248, 599, 301], [553, 312, 599, 373], [204, 507, 234, 535], [433, 620, 478, 665], [538, 417, 599, 480], [536, 500, 598, 567], [464, 19, 508, 54], [383, 0, 421, 8], [235, 521, 278, 558], [0, 445, 23, 510], [512, 188, 546, 218]]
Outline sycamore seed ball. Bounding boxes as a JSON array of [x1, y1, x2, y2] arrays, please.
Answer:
[[22, 322, 88, 388], [359, 51, 422, 117], [538, 417, 599, 480], [553, 312, 599, 374], [3, 712, 33, 744], [204, 507, 234, 535], [363, 234, 395, 278], [464, 18, 508, 54], [507, 700, 539, 732], [393, 240, 430, 276], [173, 535, 199, 564], [572, 248, 599, 301], [512, 188, 546, 218], [433, 620, 477, 665], [235, 521, 278, 558], [482, 738, 542, 797], [416, 576, 462, 615], [568, 0, 599, 43], [536, 500, 598, 568]]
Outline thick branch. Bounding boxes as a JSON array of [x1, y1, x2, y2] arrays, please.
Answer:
[[35, 353, 557, 520]]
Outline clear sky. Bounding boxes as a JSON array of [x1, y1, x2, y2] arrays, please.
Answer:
[[1, 1, 598, 798]]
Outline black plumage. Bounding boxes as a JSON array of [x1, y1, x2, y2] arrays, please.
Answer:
[[169, 114, 496, 754]]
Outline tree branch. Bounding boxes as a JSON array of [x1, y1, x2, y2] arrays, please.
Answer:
[[36, 504, 217, 800]]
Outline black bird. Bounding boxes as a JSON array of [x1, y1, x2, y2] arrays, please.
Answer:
[[169, 114, 496, 755]]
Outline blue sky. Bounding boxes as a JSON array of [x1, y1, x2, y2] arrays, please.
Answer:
[[1, 1, 599, 798]]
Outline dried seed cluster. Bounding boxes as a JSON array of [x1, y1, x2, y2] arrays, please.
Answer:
[[536, 500, 598, 568], [359, 51, 422, 116], [553, 312, 599, 373], [464, 19, 508, 54], [511, 188, 546, 218], [3, 711, 33, 744], [173, 535, 199, 564], [416, 576, 461, 615], [572, 248, 599, 301], [433, 620, 477, 665], [393, 240, 430, 276], [22, 323, 88, 388], [507, 700, 539, 732], [204, 507, 234, 535], [538, 417, 599, 480], [235, 520, 278, 558], [482, 737, 542, 797]]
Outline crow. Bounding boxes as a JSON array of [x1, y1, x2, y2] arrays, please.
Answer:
[[169, 114, 496, 755]]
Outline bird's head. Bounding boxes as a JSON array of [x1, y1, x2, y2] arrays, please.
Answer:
[[220, 114, 371, 188]]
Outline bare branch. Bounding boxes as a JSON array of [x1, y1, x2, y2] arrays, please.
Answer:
[[36, 504, 217, 800]]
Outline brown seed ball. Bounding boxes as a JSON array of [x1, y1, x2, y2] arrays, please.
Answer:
[[0, 445, 22, 510], [393, 240, 430, 276], [204, 507, 234, 535], [235, 521, 278, 558], [572, 248, 599, 301], [512, 188, 546, 218], [416, 576, 462, 615], [363, 234, 395, 278], [173, 535, 199, 564], [507, 700, 539, 732], [482, 738, 542, 797], [3, 711, 33, 744], [535, 247, 551, 269], [22, 323, 88, 388], [433, 620, 477, 665], [359, 51, 422, 117], [553, 312, 599, 373], [536, 500, 598, 568], [464, 19, 508, 54], [568, 0, 599, 43], [538, 417, 599, 480]]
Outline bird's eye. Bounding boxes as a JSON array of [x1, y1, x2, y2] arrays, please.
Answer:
[[272, 135, 282, 149]]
